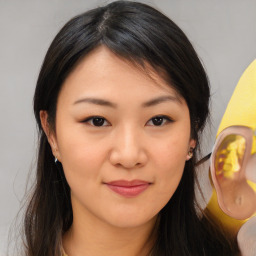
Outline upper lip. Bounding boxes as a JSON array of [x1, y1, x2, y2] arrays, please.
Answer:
[[105, 180, 151, 187]]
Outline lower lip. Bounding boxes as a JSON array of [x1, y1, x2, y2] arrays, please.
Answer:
[[106, 184, 150, 198]]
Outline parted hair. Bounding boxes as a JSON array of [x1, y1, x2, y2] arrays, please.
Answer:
[[24, 1, 239, 255]]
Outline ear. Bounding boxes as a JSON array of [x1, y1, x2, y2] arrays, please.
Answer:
[[211, 153, 256, 220], [186, 139, 196, 161], [189, 139, 196, 149], [40, 110, 61, 161]]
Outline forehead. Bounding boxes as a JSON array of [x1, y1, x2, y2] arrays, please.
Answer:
[[59, 46, 182, 104]]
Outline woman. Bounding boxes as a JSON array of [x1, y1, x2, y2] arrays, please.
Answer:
[[24, 1, 239, 255]]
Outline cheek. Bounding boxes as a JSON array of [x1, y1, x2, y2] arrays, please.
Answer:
[[56, 129, 108, 186], [59, 142, 106, 208], [155, 135, 189, 168], [151, 136, 188, 197], [58, 123, 107, 162]]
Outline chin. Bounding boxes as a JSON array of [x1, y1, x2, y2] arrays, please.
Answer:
[[102, 209, 158, 229]]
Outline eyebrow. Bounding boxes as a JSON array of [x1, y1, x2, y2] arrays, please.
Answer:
[[73, 95, 181, 108]]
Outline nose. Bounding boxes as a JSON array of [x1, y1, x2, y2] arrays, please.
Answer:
[[109, 125, 148, 169]]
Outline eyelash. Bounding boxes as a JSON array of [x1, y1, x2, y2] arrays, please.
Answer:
[[81, 115, 173, 127]]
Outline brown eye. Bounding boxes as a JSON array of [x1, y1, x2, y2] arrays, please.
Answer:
[[152, 117, 164, 126], [147, 115, 173, 126], [92, 117, 105, 126], [82, 116, 110, 127]]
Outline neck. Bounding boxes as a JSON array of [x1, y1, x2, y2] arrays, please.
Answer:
[[63, 208, 157, 256]]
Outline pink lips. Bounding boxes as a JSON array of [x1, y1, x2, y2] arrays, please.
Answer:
[[105, 180, 151, 198]]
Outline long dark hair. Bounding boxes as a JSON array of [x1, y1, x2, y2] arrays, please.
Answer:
[[24, 1, 239, 255]]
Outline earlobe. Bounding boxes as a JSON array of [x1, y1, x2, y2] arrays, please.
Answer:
[[186, 139, 196, 160], [189, 139, 196, 149], [186, 147, 194, 160], [39, 110, 60, 161]]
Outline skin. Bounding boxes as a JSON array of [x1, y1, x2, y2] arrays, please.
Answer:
[[40, 46, 195, 256]]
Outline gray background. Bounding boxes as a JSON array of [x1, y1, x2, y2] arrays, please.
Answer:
[[1, 0, 256, 254]]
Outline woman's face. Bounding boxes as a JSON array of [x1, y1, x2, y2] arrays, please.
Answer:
[[42, 46, 195, 228]]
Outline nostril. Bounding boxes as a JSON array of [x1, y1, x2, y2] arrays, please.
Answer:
[[109, 148, 147, 169]]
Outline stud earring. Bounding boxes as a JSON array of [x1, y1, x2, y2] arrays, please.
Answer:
[[187, 147, 194, 159], [54, 155, 63, 169]]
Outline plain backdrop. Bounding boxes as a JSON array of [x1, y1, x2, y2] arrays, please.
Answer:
[[1, 0, 256, 254]]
